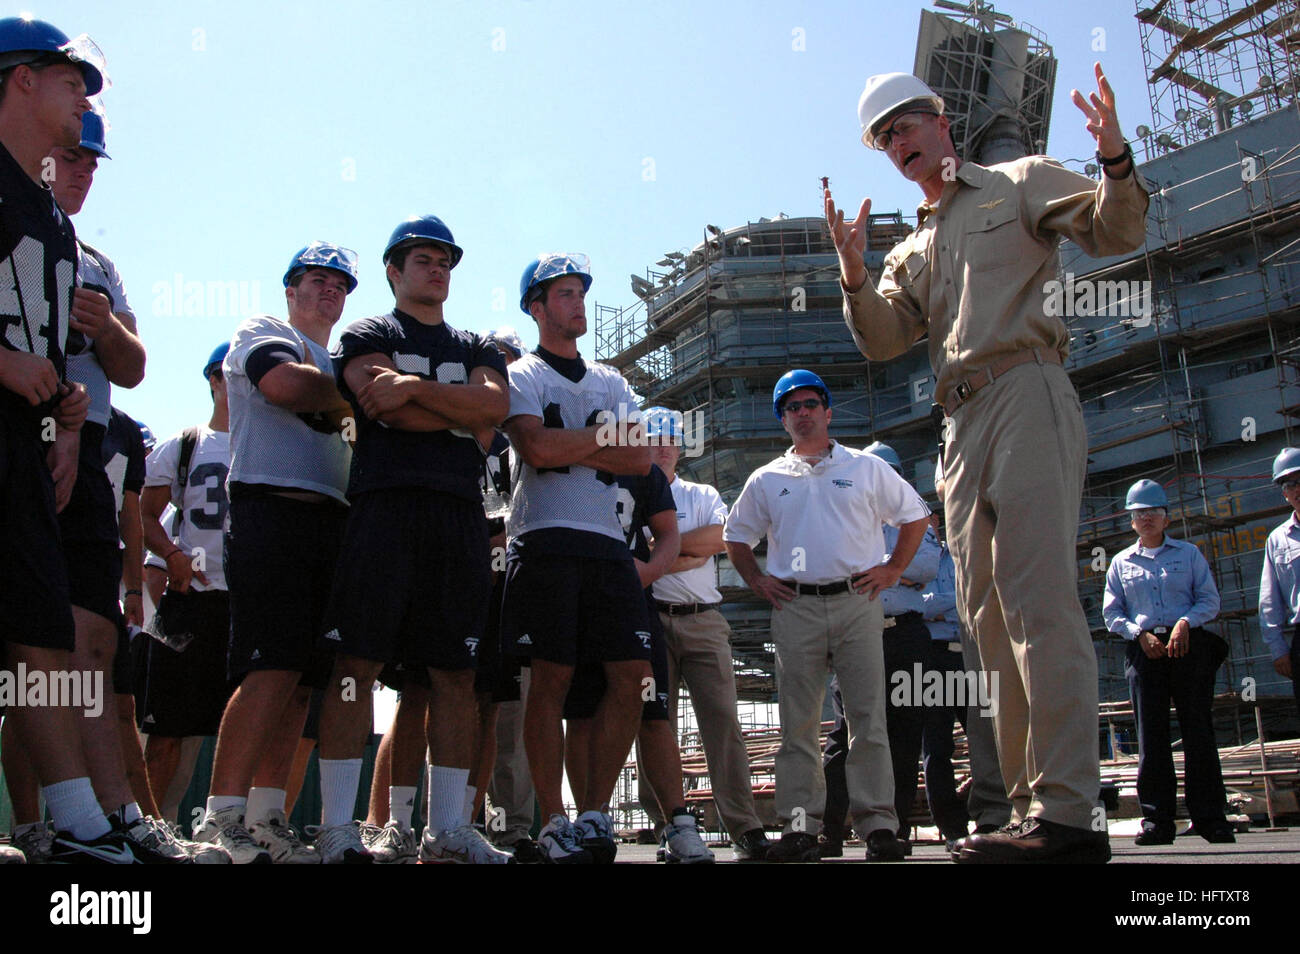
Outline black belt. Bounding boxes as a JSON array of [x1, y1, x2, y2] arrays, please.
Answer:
[[783, 580, 852, 597], [654, 600, 720, 616]]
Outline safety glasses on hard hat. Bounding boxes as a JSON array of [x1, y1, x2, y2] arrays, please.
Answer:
[[872, 111, 938, 151], [57, 33, 110, 91], [532, 253, 591, 284], [298, 241, 359, 273]]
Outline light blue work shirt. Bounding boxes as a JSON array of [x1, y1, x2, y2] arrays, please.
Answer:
[[1259, 514, 1300, 661], [880, 524, 941, 617], [921, 544, 960, 643], [1103, 535, 1219, 641]]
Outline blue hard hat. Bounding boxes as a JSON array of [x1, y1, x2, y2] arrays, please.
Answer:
[[0, 17, 106, 96], [283, 241, 359, 293], [865, 441, 902, 472], [519, 253, 593, 314], [1273, 448, 1300, 484], [643, 406, 684, 441], [772, 369, 832, 420], [383, 215, 463, 268], [1124, 479, 1168, 510], [134, 419, 156, 452], [78, 110, 109, 158], [203, 342, 230, 380]]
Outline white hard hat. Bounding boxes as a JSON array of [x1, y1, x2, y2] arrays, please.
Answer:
[[857, 72, 945, 149]]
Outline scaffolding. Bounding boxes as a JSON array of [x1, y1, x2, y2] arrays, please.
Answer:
[[1135, 0, 1299, 160]]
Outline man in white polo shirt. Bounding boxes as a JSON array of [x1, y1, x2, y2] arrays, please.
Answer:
[[724, 370, 930, 862], [638, 406, 770, 862]]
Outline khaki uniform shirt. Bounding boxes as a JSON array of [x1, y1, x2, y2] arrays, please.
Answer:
[[842, 157, 1150, 406]]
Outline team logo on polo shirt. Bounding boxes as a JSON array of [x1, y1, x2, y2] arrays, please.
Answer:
[[832, 479, 854, 488]]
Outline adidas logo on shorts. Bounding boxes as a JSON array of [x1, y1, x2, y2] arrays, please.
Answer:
[[323, 629, 342, 642], [250, 649, 262, 661], [517, 634, 532, 646]]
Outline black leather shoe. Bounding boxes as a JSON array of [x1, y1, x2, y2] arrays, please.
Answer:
[[1134, 827, 1175, 846], [865, 829, 906, 862], [767, 832, 819, 863], [816, 834, 843, 858], [732, 828, 771, 862], [1198, 822, 1236, 844], [952, 816, 1110, 864], [942, 828, 969, 853]]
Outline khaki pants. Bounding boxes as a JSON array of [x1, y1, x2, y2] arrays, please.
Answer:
[[640, 609, 763, 837], [487, 667, 535, 845], [769, 590, 896, 837], [945, 361, 1100, 830]]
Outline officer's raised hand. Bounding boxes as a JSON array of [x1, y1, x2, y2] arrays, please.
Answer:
[[824, 188, 871, 292], [1070, 62, 1131, 178]]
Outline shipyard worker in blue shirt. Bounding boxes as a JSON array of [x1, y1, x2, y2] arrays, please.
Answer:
[[1103, 479, 1233, 846], [1259, 447, 1300, 712]]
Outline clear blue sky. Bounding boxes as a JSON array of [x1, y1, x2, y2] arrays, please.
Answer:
[[32, 0, 1154, 439]]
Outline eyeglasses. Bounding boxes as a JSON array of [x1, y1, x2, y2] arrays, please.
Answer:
[[872, 111, 938, 151], [207, 368, 224, 382], [782, 398, 824, 415], [1131, 508, 1166, 519]]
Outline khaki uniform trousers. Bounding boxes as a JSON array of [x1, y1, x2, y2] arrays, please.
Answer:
[[639, 609, 763, 837], [769, 589, 896, 836], [944, 361, 1100, 830]]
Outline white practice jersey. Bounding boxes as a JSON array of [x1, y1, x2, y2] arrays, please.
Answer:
[[505, 353, 641, 544], [144, 427, 231, 592], [224, 314, 350, 502], [652, 476, 728, 604], [66, 241, 134, 428]]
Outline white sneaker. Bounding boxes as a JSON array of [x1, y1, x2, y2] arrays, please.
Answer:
[[574, 810, 617, 864], [661, 813, 716, 864], [249, 810, 319, 864], [194, 807, 271, 864], [537, 814, 593, 864], [418, 824, 515, 864], [123, 815, 192, 863], [310, 821, 373, 864], [363, 819, 418, 864], [0, 843, 25, 864], [137, 817, 229, 864], [11, 824, 54, 864], [163, 820, 230, 864]]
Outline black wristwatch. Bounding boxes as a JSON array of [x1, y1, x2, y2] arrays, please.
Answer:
[[1096, 142, 1133, 176]]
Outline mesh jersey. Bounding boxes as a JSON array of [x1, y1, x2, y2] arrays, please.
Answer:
[[333, 310, 506, 501], [225, 315, 350, 502], [0, 141, 76, 426], [505, 352, 641, 545], [144, 426, 231, 592], [102, 406, 146, 517], [66, 241, 133, 427]]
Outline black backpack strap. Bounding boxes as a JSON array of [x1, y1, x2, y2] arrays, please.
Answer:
[[176, 427, 200, 497]]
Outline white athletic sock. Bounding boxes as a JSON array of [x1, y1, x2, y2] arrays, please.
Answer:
[[319, 758, 362, 828], [205, 795, 246, 820], [45, 778, 110, 840], [245, 787, 286, 827], [462, 785, 478, 827], [389, 786, 416, 828], [427, 765, 469, 836], [109, 802, 143, 825]]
